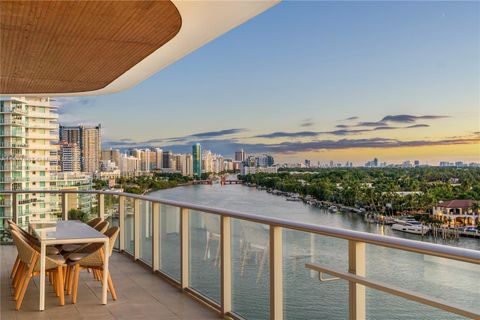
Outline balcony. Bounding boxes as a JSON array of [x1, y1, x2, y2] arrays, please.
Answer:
[[0, 244, 219, 319], [0, 189, 479, 320]]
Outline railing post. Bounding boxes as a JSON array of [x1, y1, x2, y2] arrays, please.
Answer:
[[61, 193, 68, 220], [98, 193, 105, 220], [134, 199, 140, 260], [180, 207, 189, 289], [221, 216, 232, 316], [152, 202, 160, 271], [119, 196, 125, 251], [348, 240, 366, 320], [270, 225, 283, 320], [11, 193, 17, 223]]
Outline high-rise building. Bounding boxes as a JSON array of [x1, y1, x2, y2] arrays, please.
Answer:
[[101, 148, 121, 167], [235, 149, 246, 162], [192, 143, 202, 179], [59, 141, 81, 172], [60, 124, 101, 173], [162, 151, 173, 169], [153, 148, 163, 170], [0, 97, 59, 228], [185, 154, 193, 176]]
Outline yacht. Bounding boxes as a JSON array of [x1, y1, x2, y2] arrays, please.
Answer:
[[391, 219, 430, 235], [328, 205, 338, 213]]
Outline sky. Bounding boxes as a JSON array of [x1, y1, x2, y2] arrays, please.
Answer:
[[57, 1, 480, 165]]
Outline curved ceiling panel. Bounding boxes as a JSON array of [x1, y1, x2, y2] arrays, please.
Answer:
[[0, 1, 182, 94]]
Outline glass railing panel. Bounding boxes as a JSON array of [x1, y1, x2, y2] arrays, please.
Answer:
[[366, 244, 480, 318], [139, 200, 152, 264], [283, 230, 348, 320], [158, 204, 181, 281], [104, 194, 120, 249], [124, 197, 135, 255], [188, 210, 221, 302], [231, 219, 270, 319], [365, 287, 472, 320]]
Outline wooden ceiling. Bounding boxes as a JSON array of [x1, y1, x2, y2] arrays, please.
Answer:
[[0, 1, 182, 94]]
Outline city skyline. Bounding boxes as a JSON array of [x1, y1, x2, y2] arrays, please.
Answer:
[[56, 1, 479, 165]]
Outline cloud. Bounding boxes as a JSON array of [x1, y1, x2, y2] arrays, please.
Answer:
[[103, 135, 480, 156], [55, 97, 96, 115], [190, 128, 246, 138], [254, 131, 319, 139], [336, 124, 349, 128], [103, 128, 247, 149], [381, 114, 449, 123], [300, 119, 314, 127], [407, 124, 430, 128], [342, 116, 359, 121], [357, 121, 387, 127]]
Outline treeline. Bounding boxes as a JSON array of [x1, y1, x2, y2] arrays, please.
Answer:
[[94, 173, 193, 195], [239, 167, 480, 214]]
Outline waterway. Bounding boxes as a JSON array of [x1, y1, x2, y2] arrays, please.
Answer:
[[144, 184, 479, 320]]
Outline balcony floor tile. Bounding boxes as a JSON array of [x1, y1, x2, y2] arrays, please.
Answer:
[[1, 245, 221, 320]]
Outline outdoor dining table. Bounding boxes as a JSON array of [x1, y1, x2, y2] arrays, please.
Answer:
[[29, 220, 109, 311]]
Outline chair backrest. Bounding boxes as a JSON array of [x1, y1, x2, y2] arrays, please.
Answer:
[[94, 220, 109, 233], [204, 214, 220, 234], [9, 222, 39, 246], [10, 229, 37, 265], [103, 226, 120, 256], [240, 221, 268, 247], [87, 217, 102, 228]]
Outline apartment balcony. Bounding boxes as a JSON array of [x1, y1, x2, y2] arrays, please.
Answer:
[[27, 111, 59, 119], [0, 106, 28, 115], [27, 133, 58, 140], [27, 123, 58, 130], [0, 120, 29, 126], [0, 190, 479, 320], [0, 143, 29, 148]]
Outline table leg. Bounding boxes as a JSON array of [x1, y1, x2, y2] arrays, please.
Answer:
[[102, 240, 109, 304], [39, 242, 46, 311]]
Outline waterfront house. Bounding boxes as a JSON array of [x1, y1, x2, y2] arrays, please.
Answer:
[[433, 200, 479, 226]]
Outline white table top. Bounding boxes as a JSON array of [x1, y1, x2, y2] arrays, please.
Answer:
[[30, 220, 107, 242]]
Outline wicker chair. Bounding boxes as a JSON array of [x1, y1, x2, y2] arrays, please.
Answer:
[[87, 217, 102, 228], [7, 220, 60, 280], [67, 226, 119, 304], [10, 229, 66, 310], [93, 220, 109, 233]]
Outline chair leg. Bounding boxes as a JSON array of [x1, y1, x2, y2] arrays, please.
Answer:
[[13, 262, 24, 289], [57, 266, 65, 306], [66, 266, 72, 295], [240, 246, 249, 276], [14, 265, 27, 301], [214, 239, 221, 267], [10, 255, 20, 279], [71, 265, 80, 304], [15, 263, 34, 310], [256, 249, 267, 283], [204, 233, 210, 260], [107, 272, 117, 300]]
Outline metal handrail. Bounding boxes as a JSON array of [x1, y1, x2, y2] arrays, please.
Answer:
[[1, 189, 479, 264]]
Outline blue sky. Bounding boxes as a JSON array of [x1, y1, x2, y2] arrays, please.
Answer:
[[58, 1, 479, 164]]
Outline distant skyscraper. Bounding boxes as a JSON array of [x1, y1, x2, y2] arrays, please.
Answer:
[[192, 143, 202, 179], [162, 151, 173, 169], [60, 124, 101, 172], [59, 141, 81, 172], [235, 149, 246, 162]]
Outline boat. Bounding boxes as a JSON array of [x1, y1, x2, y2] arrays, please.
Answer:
[[286, 197, 301, 202], [328, 205, 338, 213], [391, 218, 430, 235]]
